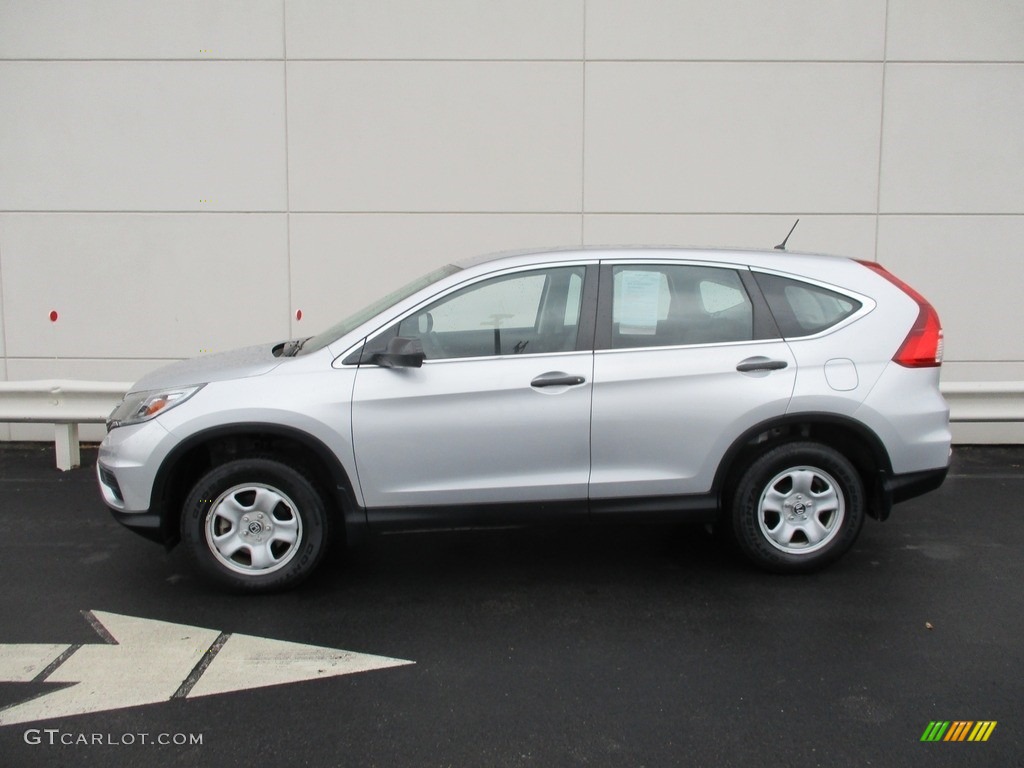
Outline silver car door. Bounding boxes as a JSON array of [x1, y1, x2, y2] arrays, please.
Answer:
[[351, 264, 597, 521], [589, 261, 796, 504]]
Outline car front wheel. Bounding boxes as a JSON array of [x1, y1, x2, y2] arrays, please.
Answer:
[[730, 442, 865, 573], [181, 458, 330, 591]]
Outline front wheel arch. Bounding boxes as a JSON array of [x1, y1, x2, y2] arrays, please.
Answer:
[[180, 457, 331, 592], [150, 424, 362, 548]]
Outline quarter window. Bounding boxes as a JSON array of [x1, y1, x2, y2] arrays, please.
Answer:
[[754, 272, 862, 337], [610, 265, 753, 348]]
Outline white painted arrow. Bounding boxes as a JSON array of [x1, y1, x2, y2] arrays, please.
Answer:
[[0, 611, 413, 726]]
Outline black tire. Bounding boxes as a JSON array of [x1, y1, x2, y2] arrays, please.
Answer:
[[730, 442, 865, 573], [181, 457, 330, 592]]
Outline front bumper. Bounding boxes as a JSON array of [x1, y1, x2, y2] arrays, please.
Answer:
[[108, 507, 167, 544], [97, 460, 168, 544], [97, 419, 175, 544]]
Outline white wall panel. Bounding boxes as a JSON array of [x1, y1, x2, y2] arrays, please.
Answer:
[[888, 0, 1024, 62], [0, 0, 284, 60], [584, 215, 877, 259], [0, 62, 286, 211], [1, 214, 289, 359], [876, 215, 1024, 362], [880, 65, 1024, 214], [586, 0, 885, 61], [944, 362, 1024, 385], [287, 62, 583, 213], [0, 1, 1021, 445], [285, 0, 583, 60], [585, 63, 882, 214], [288, 213, 582, 337]]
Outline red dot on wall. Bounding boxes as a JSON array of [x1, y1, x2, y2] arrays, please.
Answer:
[[295, 309, 303, 321], [49, 310, 59, 322]]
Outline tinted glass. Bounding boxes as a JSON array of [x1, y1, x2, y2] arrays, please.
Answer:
[[386, 266, 586, 360], [754, 272, 862, 337], [300, 263, 462, 355], [610, 265, 753, 348]]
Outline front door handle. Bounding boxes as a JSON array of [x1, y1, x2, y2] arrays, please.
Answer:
[[531, 372, 587, 388], [736, 357, 789, 373]]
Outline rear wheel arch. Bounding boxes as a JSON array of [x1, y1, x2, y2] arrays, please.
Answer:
[[729, 441, 866, 572], [150, 424, 361, 548], [714, 415, 894, 521]]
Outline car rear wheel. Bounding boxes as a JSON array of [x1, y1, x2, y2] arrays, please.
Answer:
[[181, 458, 330, 592], [731, 442, 865, 572]]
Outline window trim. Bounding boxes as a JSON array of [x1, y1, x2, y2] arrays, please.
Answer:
[[341, 262, 599, 366], [594, 261, 772, 352]]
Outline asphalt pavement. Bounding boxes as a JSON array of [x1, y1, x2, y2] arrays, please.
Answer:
[[0, 443, 1021, 767]]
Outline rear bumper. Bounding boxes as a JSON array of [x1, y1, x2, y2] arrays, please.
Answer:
[[885, 465, 949, 505]]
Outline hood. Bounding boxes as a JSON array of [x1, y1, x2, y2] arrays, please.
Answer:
[[130, 342, 285, 392]]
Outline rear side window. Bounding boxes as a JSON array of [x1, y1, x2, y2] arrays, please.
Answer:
[[754, 272, 862, 337], [609, 264, 754, 348]]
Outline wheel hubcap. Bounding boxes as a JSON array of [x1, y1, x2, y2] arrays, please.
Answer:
[[205, 484, 302, 575], [757, 466, 845, 554]]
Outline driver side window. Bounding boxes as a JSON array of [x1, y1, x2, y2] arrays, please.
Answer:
[[387, 266, 585, 360]]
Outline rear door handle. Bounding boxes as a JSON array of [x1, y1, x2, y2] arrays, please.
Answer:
[[531, 372, 587, 388], [736, 357, 789, 373]]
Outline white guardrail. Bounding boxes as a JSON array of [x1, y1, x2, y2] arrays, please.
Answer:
[[0, 380, 130, 470], [0, 379, 1023, 471]]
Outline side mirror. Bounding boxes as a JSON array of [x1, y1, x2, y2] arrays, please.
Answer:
[[372, 336, 426, 368]]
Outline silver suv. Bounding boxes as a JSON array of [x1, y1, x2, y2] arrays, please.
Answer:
[[97, 247, 950, 591]]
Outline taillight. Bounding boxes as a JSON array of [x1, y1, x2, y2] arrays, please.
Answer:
[[856, 260, 943, 368]]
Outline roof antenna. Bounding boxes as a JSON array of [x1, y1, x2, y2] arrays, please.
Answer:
[[774, 218, 800, 251]]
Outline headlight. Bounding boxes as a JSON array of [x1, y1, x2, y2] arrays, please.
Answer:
[[107, 385, 204, 430]]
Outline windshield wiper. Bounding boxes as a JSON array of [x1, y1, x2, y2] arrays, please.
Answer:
[[284, 336, 312, 357]]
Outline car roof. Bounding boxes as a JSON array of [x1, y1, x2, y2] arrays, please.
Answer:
[[455, 245, 854, 273]]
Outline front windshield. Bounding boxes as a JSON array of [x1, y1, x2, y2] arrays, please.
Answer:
[[298, 263, 462, 355]]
